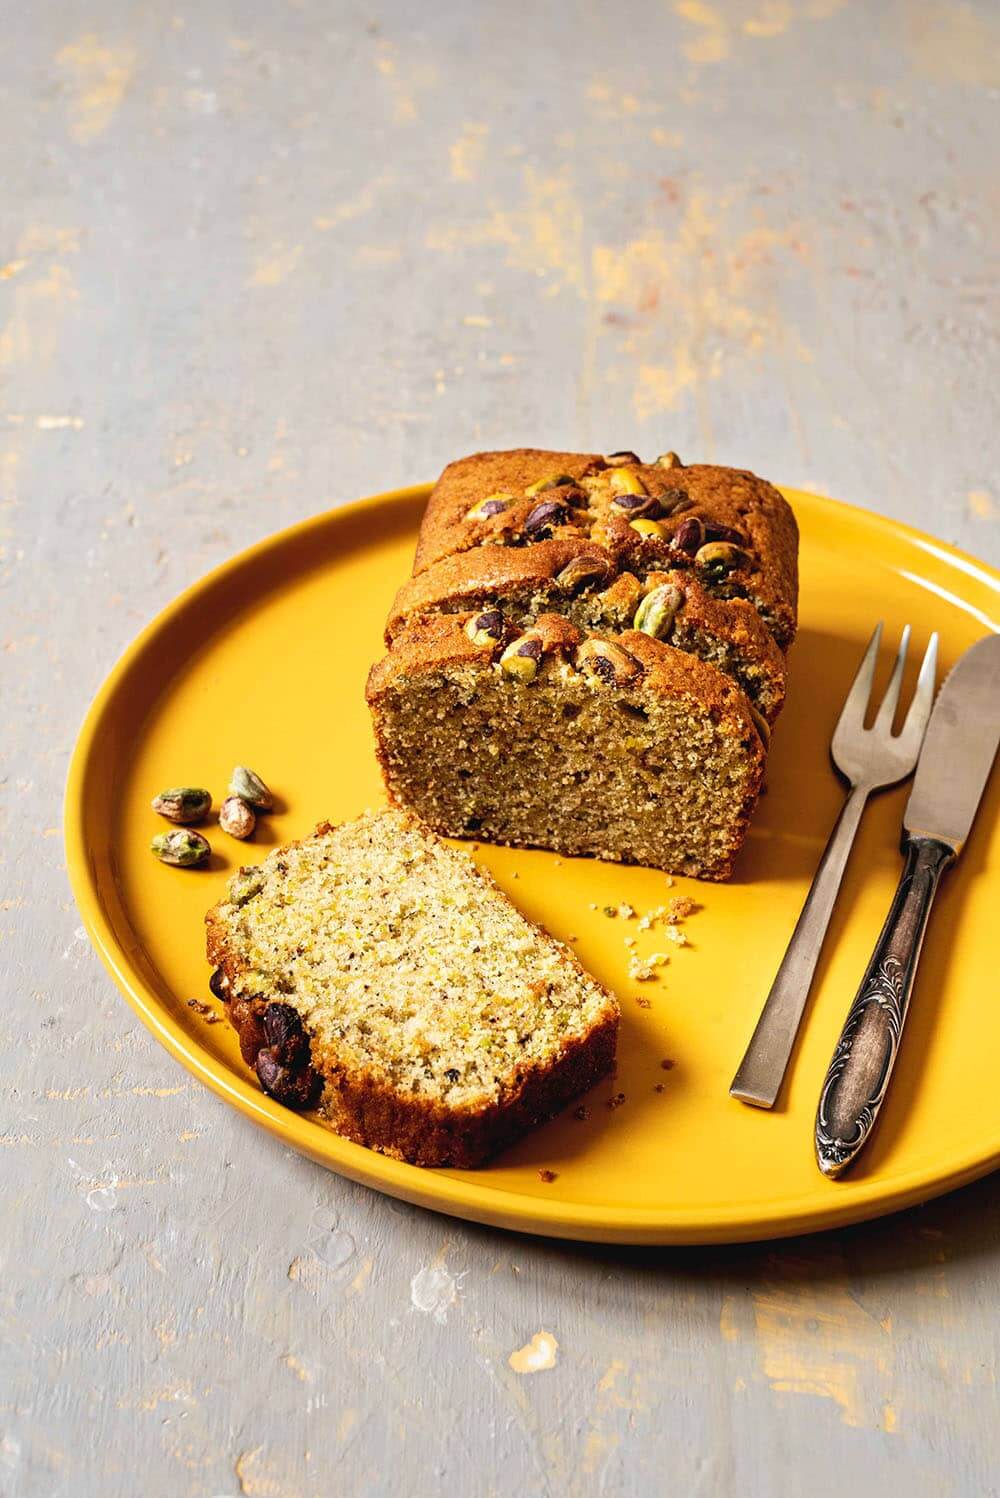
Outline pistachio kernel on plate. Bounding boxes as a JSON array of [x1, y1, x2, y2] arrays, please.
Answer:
[[151, 828, 211, 867], [219, 795, 256, 840], [229, 765, 273, 811], [151, 787, 212, 824]]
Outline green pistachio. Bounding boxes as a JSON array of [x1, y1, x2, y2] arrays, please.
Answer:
[[656, 451, 683, 469], [151, 829, 211, 867], [500, 635, 543, 683], [695, 540, 751, 578], [556, 555, 610, 594], [151, 787, 212, 824], [525, 473, 575, 497], [465, 492, 512, 521], [633, 583, 683, 639], [465, 608, 506, 647], [576, 638, 642, 687], [609, 468, 647, 497], [229, 766, 273, 811]]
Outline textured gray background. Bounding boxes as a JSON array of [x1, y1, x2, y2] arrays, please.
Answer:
[[3, 1, 999, 1495]]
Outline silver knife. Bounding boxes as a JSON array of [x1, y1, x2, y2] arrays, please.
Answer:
[[815, 632, 1000, 1178]]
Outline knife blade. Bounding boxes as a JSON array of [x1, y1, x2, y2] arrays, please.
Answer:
[[815, 632, 1000, 1178], [904, 633, 1000, 852]]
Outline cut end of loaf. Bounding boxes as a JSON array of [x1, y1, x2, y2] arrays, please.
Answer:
[[368, 627, 766, 880]]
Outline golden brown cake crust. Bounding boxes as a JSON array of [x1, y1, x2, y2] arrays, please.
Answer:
[[410, 448, 798, 648], [205, 813, 620, 1167]]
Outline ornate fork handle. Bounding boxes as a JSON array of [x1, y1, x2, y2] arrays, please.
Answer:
[[815, 836, 955, 1177]]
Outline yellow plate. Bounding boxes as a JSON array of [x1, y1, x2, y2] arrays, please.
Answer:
[[64, 485, 1000, 1244]]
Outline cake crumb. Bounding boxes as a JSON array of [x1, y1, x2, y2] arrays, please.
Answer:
[[665, 927, 688, 946], [665, 875, 675, 887], [635, 996, 652, 1009], [623, 935, 636, 949], [602, 905, 617, 918], [666, 896, 699, 922], [654, 1083, 666, 1093], [187, 998, 222, 1024], [538, 1169, 558, 1183], [629, 951, 669, 982], [617, 902, 636, 920], [606, 1092, 626, 1110], [573, 1105, 590, 1121], [660, 1058, 676, 1071]]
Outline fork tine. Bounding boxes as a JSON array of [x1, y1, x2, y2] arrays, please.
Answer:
[[897, 630, 939, 751], [873, 625, 911, 733], [836, 621, 883, 732]]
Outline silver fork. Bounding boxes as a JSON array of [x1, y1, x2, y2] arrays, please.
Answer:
[[729, 623, 939, 1108]]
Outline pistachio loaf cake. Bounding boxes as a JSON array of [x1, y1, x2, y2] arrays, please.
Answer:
[[206, 809, 618, 1165], [367, 448, 798, 879]]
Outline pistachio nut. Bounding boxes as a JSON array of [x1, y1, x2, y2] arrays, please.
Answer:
[[500, 634, 544, 683], [605, 450, 641, 467], [229, 867, 265, 906], [629, 518, 666, 540], [656, 451, 683, 469], [612, 490, 662, 521], [150, 787, 212, 824], [525, 472, 575, 497], [749, 704, 771, 748], [465, 492, 512, 521], [229, 765, 273, 811], [672, 516, 704, 554], [703, 520, 747, 546], [609, 468, 647, 497], [576, 638, 642, 688], [220, 795, 256, 840], [523, 499, 568, 535], [633, 583, 683, 639], [151, 828, 211, 867], [465, 607, 506, 646], [656, 486, 693, 516], [695, 540, 751, 577], [556, 554, 611, 594]]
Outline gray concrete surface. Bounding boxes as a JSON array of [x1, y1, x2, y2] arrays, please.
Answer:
[[3, 1, 999, 1494]]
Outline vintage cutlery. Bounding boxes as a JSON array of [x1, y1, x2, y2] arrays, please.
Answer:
[[730, 623, 939, 1108], [815, 633, 1000, 1177]]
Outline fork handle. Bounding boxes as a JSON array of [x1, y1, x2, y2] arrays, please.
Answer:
[[814, 835, 954, 1177], [730, 783, 870, 1107]]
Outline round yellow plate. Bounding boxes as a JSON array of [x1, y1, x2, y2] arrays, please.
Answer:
[[65, 485, 1000, 1244]]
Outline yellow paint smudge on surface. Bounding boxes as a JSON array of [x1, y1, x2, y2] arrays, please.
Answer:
[[56, 35, 135, 142], [719, 1293, 740, 1341], [450, 122, 488, 182], [282, 1353, 312, 1383], [349, 1256, 374, 1294], [36, 415, 84, 430], [882, 1403, 898, 1433], [509, 1330, 559, 1374], [749, 1257, 893, 1428], [235, 1445, 285, 1497], [462, 314, 492, 327], [597, 1358, 626, 1392], [674, 1, 731, 63], [968, 489, 995, 519], [337, 1408, 358, 1443], [743, 1, 794, 36], [247, 245, 303, 287], [0, 260, 28, 280]]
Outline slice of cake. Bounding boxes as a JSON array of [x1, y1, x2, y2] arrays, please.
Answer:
[[205, 809, 618, 1167], [367, 613, 767, 879]]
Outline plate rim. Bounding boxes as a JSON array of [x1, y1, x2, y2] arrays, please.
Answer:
[[64, 482, 1000, 1245]]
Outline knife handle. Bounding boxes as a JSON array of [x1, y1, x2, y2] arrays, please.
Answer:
[[815, 835, 954, 1178]]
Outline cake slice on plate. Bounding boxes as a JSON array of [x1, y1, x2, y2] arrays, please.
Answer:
[[206, 808, 618, 1167]]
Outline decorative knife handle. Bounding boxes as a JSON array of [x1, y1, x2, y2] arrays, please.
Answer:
[[815, 836, 954, 1178]]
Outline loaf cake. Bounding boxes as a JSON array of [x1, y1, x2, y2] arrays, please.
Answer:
[[206, 808, 619, 1166], [368, 448, 798, 879]]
